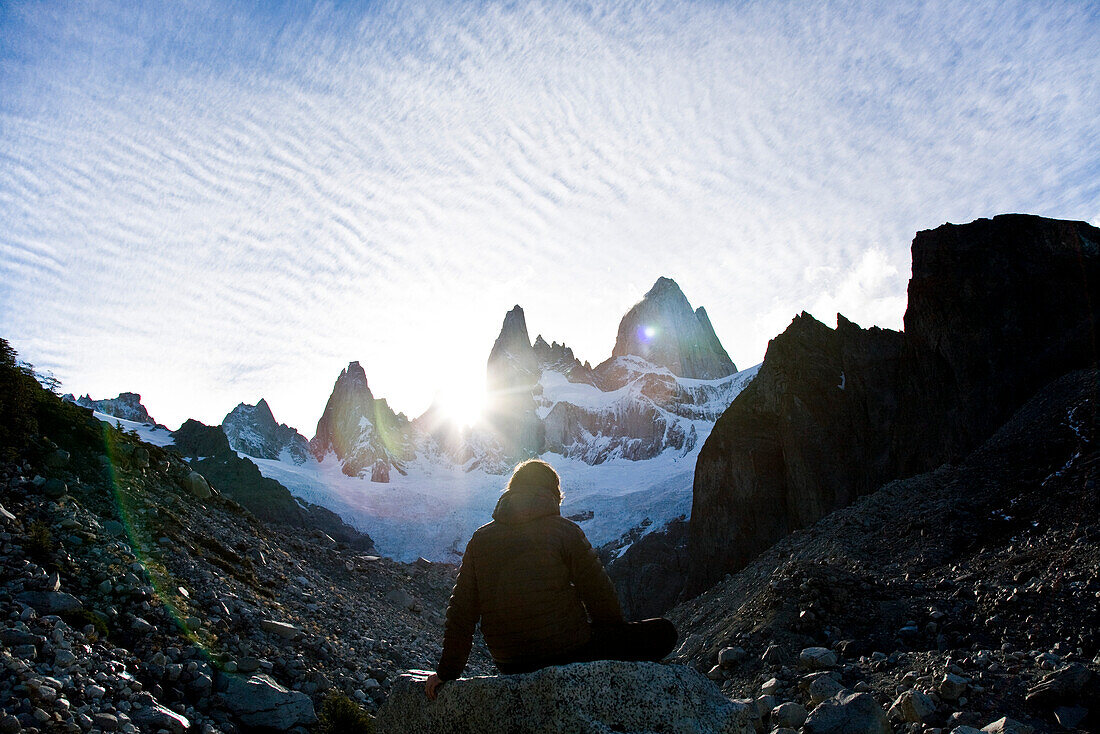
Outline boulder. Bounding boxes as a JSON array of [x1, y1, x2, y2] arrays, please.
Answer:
[[186, 471, 211, 499], [981, 717, 1034, 734], [771, 702, 807, 728], [938, 673, 969, 700], [132, 446, 150, 469], [375, 661, 755, 734], [888, 690, 935, 723], [803, 691, 889, 734], [15, 591, 83, 615], [131, 704, 189, 734], [222, 673, 316, 730], [1024, 662, 1091, 704], [42, 478, 67, 499], [799, 647, 837, 669], [807, 674, 845, 704]]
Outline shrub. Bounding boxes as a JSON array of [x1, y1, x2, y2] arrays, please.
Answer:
[[315, 691, 375, 734], [26, 521, 55, 563]]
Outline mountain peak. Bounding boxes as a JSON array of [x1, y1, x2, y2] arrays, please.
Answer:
[[645, 276, 686, 299], [610, 279, 736, 379], [487, 305, 537, 386]]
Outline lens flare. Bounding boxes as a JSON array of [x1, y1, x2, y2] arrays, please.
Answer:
[[639, 325, 657, 342]]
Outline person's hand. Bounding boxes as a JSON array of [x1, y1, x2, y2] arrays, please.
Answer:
[[425, 673, 444, 700]]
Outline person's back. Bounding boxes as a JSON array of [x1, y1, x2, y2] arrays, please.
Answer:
[[426, 460, 678, 699]]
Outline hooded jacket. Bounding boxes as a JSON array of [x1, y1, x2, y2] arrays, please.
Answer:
[[436, 486, 624, 680]]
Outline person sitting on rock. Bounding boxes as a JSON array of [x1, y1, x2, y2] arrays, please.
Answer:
[[425, 459, 678, 699]]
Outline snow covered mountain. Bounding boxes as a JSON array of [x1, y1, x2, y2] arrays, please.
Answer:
[[222, 399, 311, 464], [238, 277, 758, 562], [309, 361, 414, 480], [63, 392, 157, 424]]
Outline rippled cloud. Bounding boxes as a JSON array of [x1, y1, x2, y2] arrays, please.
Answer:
[[2, 0, 1098, 430]]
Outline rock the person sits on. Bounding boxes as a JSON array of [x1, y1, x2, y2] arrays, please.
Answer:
[[378, 661, 755, 734], [424, 459, 678, 699]]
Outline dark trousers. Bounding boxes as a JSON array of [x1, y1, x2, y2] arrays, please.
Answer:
[[497, 618, 679, 675]]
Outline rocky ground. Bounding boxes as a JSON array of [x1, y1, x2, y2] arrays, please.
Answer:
[[0, 394, 492, 733], [668, 370, 1100, 733]]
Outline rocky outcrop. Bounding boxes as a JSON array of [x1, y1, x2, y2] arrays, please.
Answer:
[[687, 214, 1100, 595], [541, 397, 697, 463], [609, 277, 736, 380], [66, 392, 155, 423], [174, 419, 374, 550], [222, 399, 310, 464], [532, 334, 595, 384], [310, 361, 412, 477], [221, 673, 316, 729], [687, 313, 903, 594], [376, 661, 755, 734], [605, 517, 690, 620], [896, 214, 1100, 472]]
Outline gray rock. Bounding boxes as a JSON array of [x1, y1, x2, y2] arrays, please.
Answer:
[[385, 588, 416, 610], [237, 656, 262, 673], [938, 672, 969, 700], [186, 471, 211, 499], [888, 690, 935, 723], [131, 703, 190, 734], [1025, 663, 1091, 704], [42, 478, 67, 499], [981, 717, 1034, 734], [771, 701, 807, 728], [799, 647, 837, 669], [807, 674, 845, 704], [222, 674, 316, 730], [0, 504, 17, 523], [376, 661, 755, 734], [761, 644, 785, 664], [1053, 706, 1088, 729], [132, 447, 150, 469], [718, 646, 746, 667], [92, 713, 119, 731], [15, 591, 83, 615], [803, 691, 889, 734], [102, 520, 124, 536], [951, 728, 984, 734], [260, 619, 300, 639]]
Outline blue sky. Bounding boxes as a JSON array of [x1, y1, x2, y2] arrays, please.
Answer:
[[2, 0, 1098, 432]]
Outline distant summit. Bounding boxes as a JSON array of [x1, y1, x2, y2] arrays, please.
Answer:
[[610, 277, 736, 380], [222, 399, 311, 465], [64, 392, 156, 424], [310, 361, 411, 478]]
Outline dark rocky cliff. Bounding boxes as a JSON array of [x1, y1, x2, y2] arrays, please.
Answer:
[[687, 214, 1100, 596]]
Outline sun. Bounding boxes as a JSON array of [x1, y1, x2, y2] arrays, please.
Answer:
[[436, 383, 486, 427]]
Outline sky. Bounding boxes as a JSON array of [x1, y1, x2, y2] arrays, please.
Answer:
[[2, 0, 1098, 433]]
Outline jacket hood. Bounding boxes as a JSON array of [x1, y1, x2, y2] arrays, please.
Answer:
[[492, 488, 561, 524]]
